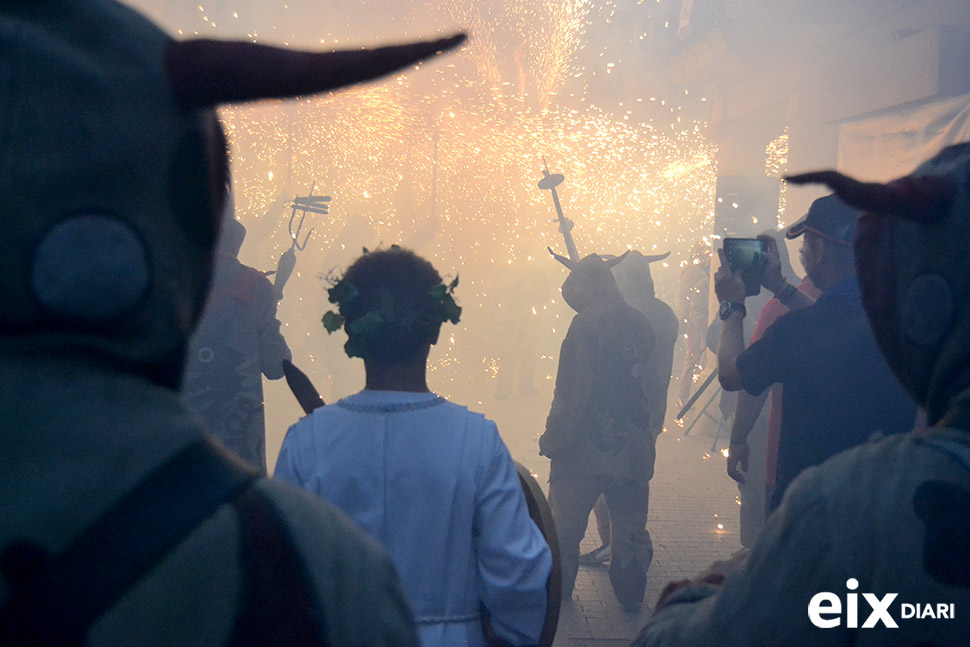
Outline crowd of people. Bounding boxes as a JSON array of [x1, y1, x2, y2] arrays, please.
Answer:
[[3, 2, 970, 646]]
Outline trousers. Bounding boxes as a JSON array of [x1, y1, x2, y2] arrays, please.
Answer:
[[549, 473, 652, 608]]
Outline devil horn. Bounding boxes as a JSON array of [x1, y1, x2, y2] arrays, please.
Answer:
[[785, 170, 952, 225], [642, 251, 671, 263], [604, 251, 630, 268], [167, 33, 467, 110], [547, 247, 575, 270], [785, 171, 892, 212]]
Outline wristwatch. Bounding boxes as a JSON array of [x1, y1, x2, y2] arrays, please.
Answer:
[[718, 301, 746, 320]]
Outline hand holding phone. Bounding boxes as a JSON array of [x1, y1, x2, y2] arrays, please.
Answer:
[[756, 234, 785, 293], [722, 238, 768, 297], [714, 248, 747, 304]]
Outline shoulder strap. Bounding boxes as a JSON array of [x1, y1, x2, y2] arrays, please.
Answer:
[[227, 488, 329, 646], [0, 438, 258, 646]]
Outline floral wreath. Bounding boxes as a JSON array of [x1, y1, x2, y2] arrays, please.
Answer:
[[321, 247, 461, 359]]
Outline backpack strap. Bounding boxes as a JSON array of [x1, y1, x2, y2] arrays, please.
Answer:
[[0, 438, 258, 645], [226, 488, 329, 646]]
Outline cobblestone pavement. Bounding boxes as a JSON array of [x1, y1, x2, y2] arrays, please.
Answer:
[[490, 391, 742, 647]]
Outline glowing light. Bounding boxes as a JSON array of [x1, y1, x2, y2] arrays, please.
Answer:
[[198, 0, 718, 399], [766, 127, 790, 224]]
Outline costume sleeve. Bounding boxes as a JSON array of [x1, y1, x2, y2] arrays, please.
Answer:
[[734, 313, 797, 397], [255, 277, 291, 380], [539, 320, 595, 457], [273, 421, 308, 485], [474, 423, 552, 645], [632, 465, 845, 647]]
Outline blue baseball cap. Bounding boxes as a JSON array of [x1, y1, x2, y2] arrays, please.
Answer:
[[786, 195, 861, 245]]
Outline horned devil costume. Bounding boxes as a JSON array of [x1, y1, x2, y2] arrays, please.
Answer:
[[634, 144, 970, 646], [611, 251, 679, 439], [0, 2, 463, 645], [540, 253, 657, 610]]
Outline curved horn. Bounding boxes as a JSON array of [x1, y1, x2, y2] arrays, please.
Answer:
[[642, 251, 671, 263], [604, 250, 669, 264], [547, 247, 575, 270], [604, 250, 630, 268], [167, 33, 467, 110], [785, 171, 894, 212], [785, 170, 952, 224]]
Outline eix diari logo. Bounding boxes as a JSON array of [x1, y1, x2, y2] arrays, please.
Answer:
[[808, 579, 955, 629]]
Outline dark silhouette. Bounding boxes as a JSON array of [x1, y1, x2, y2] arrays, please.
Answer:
[[0, 2, 463, 644], [635, 143, 970, 645], [540, 253, 657, 612]]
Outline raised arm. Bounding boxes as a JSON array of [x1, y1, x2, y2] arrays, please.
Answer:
[[713, 249, 747, 392]]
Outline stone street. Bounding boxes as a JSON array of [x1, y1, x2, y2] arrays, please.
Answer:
[[265, 367, 743, 647], [491, 388, 742, 647]]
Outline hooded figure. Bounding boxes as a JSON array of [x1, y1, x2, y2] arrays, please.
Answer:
[[540, 253, 657, 611], [633, 143, 970, 646], [580, 251, 679, 566], [0, 1, 463, 644], [183, 217, 292, 472], [611, 250, 679, 438]]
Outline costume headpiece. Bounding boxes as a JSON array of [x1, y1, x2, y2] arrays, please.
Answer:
[[557, 253, 626, 312], [322, 247, 461, 359], [601, 250, 670, 264], [548, 249, 630, 271], [0, 0, 463, 386]]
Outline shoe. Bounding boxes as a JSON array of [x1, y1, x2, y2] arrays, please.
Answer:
[[578, 544, 611, 565]]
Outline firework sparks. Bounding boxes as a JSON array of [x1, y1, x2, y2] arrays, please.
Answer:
[[164, 0, 719, 399]]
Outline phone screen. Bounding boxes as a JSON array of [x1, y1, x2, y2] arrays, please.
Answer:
[[723, 238, 768, 297]]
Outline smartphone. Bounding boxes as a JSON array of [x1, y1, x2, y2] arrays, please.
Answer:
[[723, 237, 768, 297]]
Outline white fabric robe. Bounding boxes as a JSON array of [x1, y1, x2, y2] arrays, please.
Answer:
[[275, 390, 552, 647]]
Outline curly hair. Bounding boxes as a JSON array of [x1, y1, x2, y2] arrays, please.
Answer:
[[334, 247, 451, 363]]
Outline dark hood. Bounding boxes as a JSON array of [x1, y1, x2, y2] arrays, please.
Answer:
[[559, 253, 626, 312], [0, 0, 463, 388]]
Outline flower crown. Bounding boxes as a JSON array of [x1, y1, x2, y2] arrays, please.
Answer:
[[321, 247, 461, 359]]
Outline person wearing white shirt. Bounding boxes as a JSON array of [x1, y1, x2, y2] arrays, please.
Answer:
[[276, 246, 552, 647]]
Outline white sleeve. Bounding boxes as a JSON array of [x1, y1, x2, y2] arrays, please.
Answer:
[[273, 421, 308, 486], [473, 422, 553, 646]]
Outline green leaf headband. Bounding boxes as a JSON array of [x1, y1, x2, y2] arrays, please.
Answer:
[[322, 251, 461, 359]]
